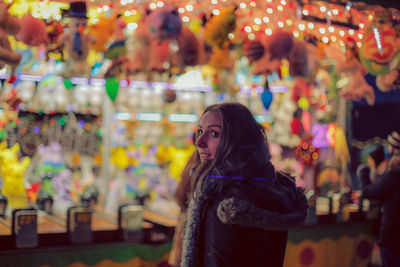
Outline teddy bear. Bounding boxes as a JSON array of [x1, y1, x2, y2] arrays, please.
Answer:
[[57, 1, 95, 78], [0, 2, 21, 83]]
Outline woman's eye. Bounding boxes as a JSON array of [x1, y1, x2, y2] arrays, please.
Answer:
[[197, 129, 203, 136], [211, 131, 220, 137]]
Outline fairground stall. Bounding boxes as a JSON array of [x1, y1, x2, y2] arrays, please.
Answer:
[[0, 0, 400, 266]]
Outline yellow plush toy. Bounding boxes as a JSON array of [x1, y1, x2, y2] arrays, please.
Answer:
[[0, 143, 31, 209]]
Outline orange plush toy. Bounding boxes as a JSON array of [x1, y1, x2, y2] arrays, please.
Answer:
[[0, 2, 21, 83]]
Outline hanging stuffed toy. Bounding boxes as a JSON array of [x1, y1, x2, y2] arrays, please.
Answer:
[[127, 11, 171, 74], [57, 1, 95, 78], [16, 14, 49, 47], [146, 6, 182, 42], [336, 37, 375, 105], [0, 2, 21, 83]]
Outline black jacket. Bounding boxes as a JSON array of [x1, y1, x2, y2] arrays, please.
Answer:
[[181, 163, 308, 267], [360, 164, 400, 253]]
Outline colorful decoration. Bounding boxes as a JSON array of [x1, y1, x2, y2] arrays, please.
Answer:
[[296, 135, 320, 166], [312, 124, 330, 148], [260, 89, 273, 110], [105, 77, 119, 101], [360, 11, 400, 76]]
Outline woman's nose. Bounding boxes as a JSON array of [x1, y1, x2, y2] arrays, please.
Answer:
[[196, 133, 207, 148]]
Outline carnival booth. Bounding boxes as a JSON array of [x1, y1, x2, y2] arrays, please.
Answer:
[[1, 0, 400, 266]]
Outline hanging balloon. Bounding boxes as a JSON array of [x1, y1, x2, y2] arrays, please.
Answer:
[[105, 77, 119, 102], [260, 90, 273, 110], [290, 118, 302, 135]]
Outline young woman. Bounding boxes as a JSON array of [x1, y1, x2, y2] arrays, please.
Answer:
[[181, 102, 308, 267]]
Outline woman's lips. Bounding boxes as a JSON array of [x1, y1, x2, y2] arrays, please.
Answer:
[[199, 152, 211, 160]]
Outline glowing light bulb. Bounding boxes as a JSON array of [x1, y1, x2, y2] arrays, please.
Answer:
[[281, 0, 286, 5], [254, 18, 262, 24], [293, 31, 299, 37], [211, 0, 218, 4], [302, 10, 309, 15], [245, 26, 252, 32], [278, 21, 284, 28], [263, 16, 270, 23], [265, 28, 272, 35], [228, 33, 235, 40], [320, 6, 326, 12], [331, 36, 337, 42], [253, 25, 260, 31], [286, 19, 292, 26], [102, 6, 109, 11], [250, 1, 256, 7], [322, 37, 329, 43], [248, 33, 255, 40], [319, 28, 326, 34], [124, 11, 131, 16], [332, 9, 338, 15], [339, 30, 345, 36], [358, 33, 363, 39], [178, 7, 185, 13], [349, 29, 355, 35], [149, 3, 156, 9], [182, 16, 189, 22], [359, 23, 365, 29], [240, 3, 246, 8], [186, 4, 193, 11], [212, 9, 220, 15], [97, 7, 102, 13], [277, 5, 283, 11], [267, 8, 273, 14], [357, 42, 362, 48], [308, 23, 314, 29], [157, 1, 164, 7], [328, 26, 334, 32]]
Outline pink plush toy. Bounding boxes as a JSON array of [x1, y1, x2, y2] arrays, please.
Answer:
[[16, 14, 49, 47], [146, 6, 182, 42], [0, 2, 21, 82], [252, 30, 318, 78]]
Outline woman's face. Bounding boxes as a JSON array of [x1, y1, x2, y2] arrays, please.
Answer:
[[196, 111, 222, 162]]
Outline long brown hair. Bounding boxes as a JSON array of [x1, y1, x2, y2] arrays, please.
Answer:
[[190, 102, 271, 196]]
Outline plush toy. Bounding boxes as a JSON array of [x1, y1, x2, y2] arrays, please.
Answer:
[[127, 14, 171, 74], [0, 143, 31, 209], [16, 14, 49, 47], [0, 2, 21, 82], [203, 6, 236, 49], [146, 6, 182, 42], [172, 26, 209, 71], [336, 37, 375, 105], [252, 30, 318, 78], [89, 16, 115, 53], [57, 1, 95, 78]]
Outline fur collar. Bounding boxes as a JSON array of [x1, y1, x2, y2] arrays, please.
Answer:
[[217, 187, 308, 230]]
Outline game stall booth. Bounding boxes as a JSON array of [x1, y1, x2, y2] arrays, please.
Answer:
[[1, 0, 400, 266]]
